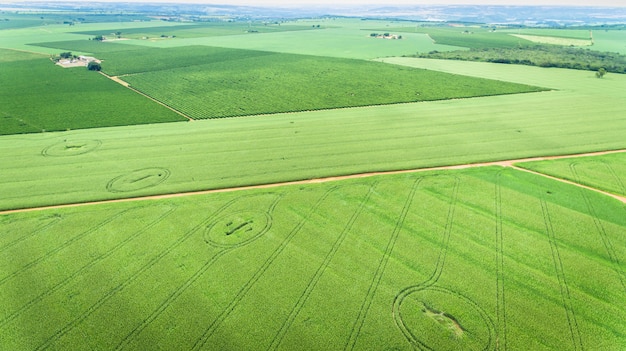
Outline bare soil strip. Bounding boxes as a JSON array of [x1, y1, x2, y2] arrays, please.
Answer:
[[99, 72, 194, 121], [2, 149, 625, 215]]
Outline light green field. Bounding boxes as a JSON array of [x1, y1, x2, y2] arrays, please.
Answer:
[[3, 19, 624, 59], [516, 152, 626, 197], [1, 60, 625, 210], [113, 27, 458, 59], [589, 29, 626, 55], [0, 19, 463, 59], [1, 166, 624, 350], [73, 22, 316, 39], [0, 21, 193, 54], [379, 25, 531, 49], [505, 28, 626, 54], [509, 34, 592, 46], [503, 27, 626, 54]]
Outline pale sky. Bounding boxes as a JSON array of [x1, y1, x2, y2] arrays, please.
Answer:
[[8, 0, 626, 6]]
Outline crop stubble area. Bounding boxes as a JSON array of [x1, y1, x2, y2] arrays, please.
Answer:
[[1, 17, 625, 350]]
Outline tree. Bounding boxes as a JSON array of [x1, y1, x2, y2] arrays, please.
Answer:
[[87, 61, 101, 71], [59, 52, 73, 59], [596, 67, 607, 78], [93, 35, 104, 41]]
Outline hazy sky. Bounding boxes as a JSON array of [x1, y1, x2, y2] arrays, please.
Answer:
[[8, 0, 626, 6]]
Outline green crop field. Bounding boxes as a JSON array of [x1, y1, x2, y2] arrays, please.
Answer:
[[1, 60, 625, 210], [0, 42, 544, 132], [0, 167, 624, 350], [113, 47, 544, 119], [106, 23, 463, 59], [382, 25, 534, 49], [0, 49, 185, 135], [1, 10, 626, 351], [73, 22, 316, 39], [99, 45, 276, 76], [590, 29, 626, 54], [516, 152, 626, 197], [30, 40, 145, 54]]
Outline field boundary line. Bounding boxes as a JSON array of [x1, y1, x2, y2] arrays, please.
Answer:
[[2, 149, 625, 216], [99, 71, 194, 122]]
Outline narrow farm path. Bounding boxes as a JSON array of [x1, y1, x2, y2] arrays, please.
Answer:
[[509, 165, 626, 204], [99, 71, 195, 122], [2, 149, 625, 215]]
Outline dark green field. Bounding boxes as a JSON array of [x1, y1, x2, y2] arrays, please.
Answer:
[[0, 49, 184, 135], [111, 46, 545, 119]]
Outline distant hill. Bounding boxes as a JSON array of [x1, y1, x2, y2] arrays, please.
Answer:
[[3, 3, 626, 25]]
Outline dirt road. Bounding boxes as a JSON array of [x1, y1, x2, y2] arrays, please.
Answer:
[[1, 149, 624, 215]]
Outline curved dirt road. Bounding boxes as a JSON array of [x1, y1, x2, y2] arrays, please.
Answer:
[[2, 149, 624, 215]]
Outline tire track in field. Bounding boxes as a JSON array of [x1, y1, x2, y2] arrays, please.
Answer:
[[0, 209, 133, 287], [100, 71, 194, 122], [344, 177, 422, 351], [115, 194, 282, 351], [495, 172, 508, 351], [0, 215, 61, 255], [3, 149, 624, 216], [593, 161, 626, 196], [190, 187, 338, 351], [33, 195, 260, 351], [539, 194, 583, 351], [390, 176, 461, 350], [0, 207, 176, 330], [267, 184, 376, 351], [569, 163, 626, 293]]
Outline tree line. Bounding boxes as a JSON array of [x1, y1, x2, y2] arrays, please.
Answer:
[[414, 45, 626, 74]]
